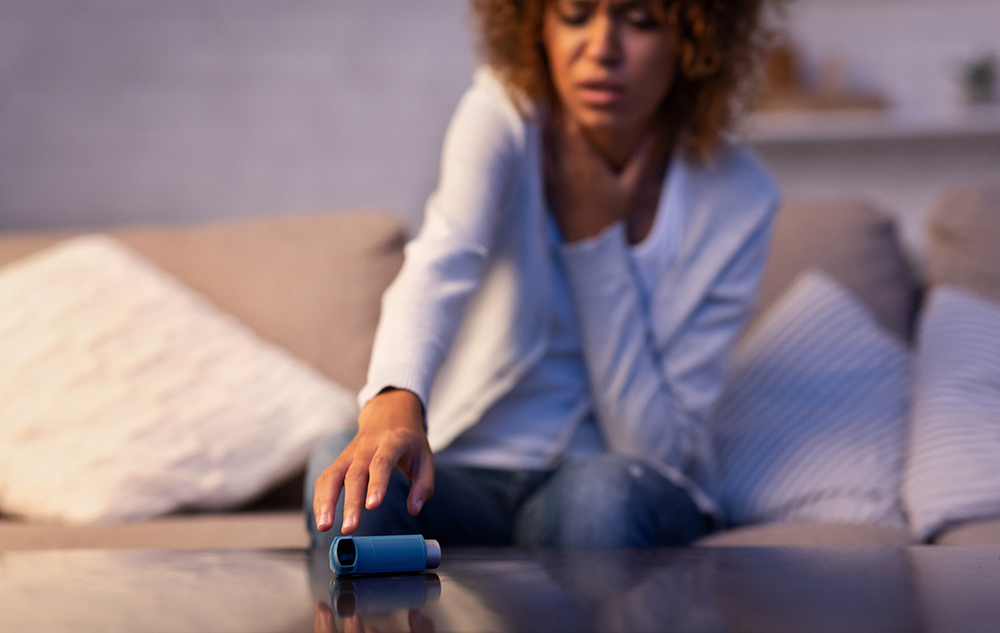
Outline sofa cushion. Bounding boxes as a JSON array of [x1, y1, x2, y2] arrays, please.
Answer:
[[902, 286, 1000, 541], [933, 516, 1000, 546], [927, 188, 1000, 305], [696, 522, 913, 547], [0, 511, 307, 551], [752, 199, 918, 342], [713, 269, 910, 529], [0, 236, 358, 523], [0, 211, 407, 393]]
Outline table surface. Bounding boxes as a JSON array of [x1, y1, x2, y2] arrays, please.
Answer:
[[2, 545, 1000, 632]]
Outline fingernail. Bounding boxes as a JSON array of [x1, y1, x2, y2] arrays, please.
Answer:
[[318, 512, 331, 529], [414, 499, 424, 513], [366, 493, 378, 508], [343, 514, 357, 531]]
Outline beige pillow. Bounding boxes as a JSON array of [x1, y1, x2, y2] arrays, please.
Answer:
[[0, 236, 359, 523], [752, 199, 918, 342], [0, 211, 406, 393], [928, 188, 1000, 303]]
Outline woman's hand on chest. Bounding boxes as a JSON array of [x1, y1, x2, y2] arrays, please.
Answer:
[[543, 110, 670, 244]]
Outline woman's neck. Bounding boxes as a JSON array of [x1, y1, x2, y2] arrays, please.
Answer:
[[583, 126, 646, 172], [586, 120, 672, 245]]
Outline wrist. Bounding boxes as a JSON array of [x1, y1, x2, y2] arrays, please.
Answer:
[[359, 388, 426, 433], [374, 387, 423, 410]]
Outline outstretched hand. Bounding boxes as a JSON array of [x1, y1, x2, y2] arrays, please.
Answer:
[[543, 108, 669, 244], [313, 388, 434, 534]]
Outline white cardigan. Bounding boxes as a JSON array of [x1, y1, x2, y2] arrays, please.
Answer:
[[358, 68, 780, 513]]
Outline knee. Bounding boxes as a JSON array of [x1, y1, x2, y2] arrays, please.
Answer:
[[553, 454, 657, 529], [516, 455, 703, 548]]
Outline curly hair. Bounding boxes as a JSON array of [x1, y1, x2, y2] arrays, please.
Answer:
[[470, 0, 771, 161]]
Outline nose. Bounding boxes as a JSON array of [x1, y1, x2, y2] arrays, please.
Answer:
[[586, 12, 623, 67]]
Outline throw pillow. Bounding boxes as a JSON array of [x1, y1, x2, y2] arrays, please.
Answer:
[[0, 235, 357, 523], [927, 188, 1000, 305], [751, 199, 918, 342], [713, 269, 910, 528], [902, 286, 1000, 541]]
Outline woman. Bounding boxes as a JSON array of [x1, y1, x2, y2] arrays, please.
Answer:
[[308, 0, 778, 549]]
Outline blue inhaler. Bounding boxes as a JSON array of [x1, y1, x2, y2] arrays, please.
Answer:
[[330, 535, 442, 576]]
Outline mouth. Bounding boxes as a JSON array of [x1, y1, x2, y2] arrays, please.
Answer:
[[575, 80, 627, 106]]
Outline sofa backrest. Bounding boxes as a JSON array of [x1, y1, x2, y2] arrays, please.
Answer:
[[0, 211, 407, 393], [927, 188, 1000, 304], [752, 198, 920, 342]]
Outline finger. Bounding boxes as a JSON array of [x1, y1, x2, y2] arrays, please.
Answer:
[[542, 121, 559, 180], [565, 118, 625, 182], [313, 462, 348, 533], [365, 437, 410, 511], [342, 614, 366, 633], [543, 108, 573, 181], [543, 109, 559, 158], [342, 450, 375, 534], [560, 113, 593, 156], [406, 449, 436, 516], [548, 101, 568, 138], [314, 601, 339, 633]]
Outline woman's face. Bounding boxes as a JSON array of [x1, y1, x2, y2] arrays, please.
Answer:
[[543, 0, 676, 140]]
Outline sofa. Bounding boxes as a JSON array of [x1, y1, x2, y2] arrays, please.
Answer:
[[0, 211, 405, 550], [1, 190, 998, 551]]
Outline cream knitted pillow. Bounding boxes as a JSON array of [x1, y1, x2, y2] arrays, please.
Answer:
[[0, 235, 357, 523]]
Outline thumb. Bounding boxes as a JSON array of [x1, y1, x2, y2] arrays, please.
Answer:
[[406, 450, 435, 516]]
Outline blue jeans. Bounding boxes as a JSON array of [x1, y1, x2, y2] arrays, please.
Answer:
[[304, 430, 709, 551]]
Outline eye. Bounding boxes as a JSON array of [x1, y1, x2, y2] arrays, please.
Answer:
[[625, 11, 660, 29], [622, 2, 663, 29], [555, 0, 595, 26]]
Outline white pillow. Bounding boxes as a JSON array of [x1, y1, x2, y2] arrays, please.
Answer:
[[903, 286, 1000, 540], [712, 269, 910, 528], [0, 235, 357, 523]]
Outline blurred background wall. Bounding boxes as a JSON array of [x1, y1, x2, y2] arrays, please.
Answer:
[[2, 0, 998, 259], [749, 0, 1000, 268], [0, 0, 475, 233]]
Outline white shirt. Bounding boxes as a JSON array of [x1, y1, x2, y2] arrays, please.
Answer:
[[358, 68, 780, 515], [437, 158, 686, 470]]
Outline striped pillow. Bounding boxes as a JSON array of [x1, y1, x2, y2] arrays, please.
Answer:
[[903, 286, 1000, 540], [713, 270, 910, 528]]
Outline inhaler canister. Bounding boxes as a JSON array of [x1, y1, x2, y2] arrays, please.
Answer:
[[330, 535, 442, 576]]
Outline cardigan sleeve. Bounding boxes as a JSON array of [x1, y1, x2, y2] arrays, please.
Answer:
[[358, 70, 524, 412], [557, 163, 778, 475]]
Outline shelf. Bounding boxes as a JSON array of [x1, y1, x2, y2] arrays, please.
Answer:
[[741, 104, 1000, 145]]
